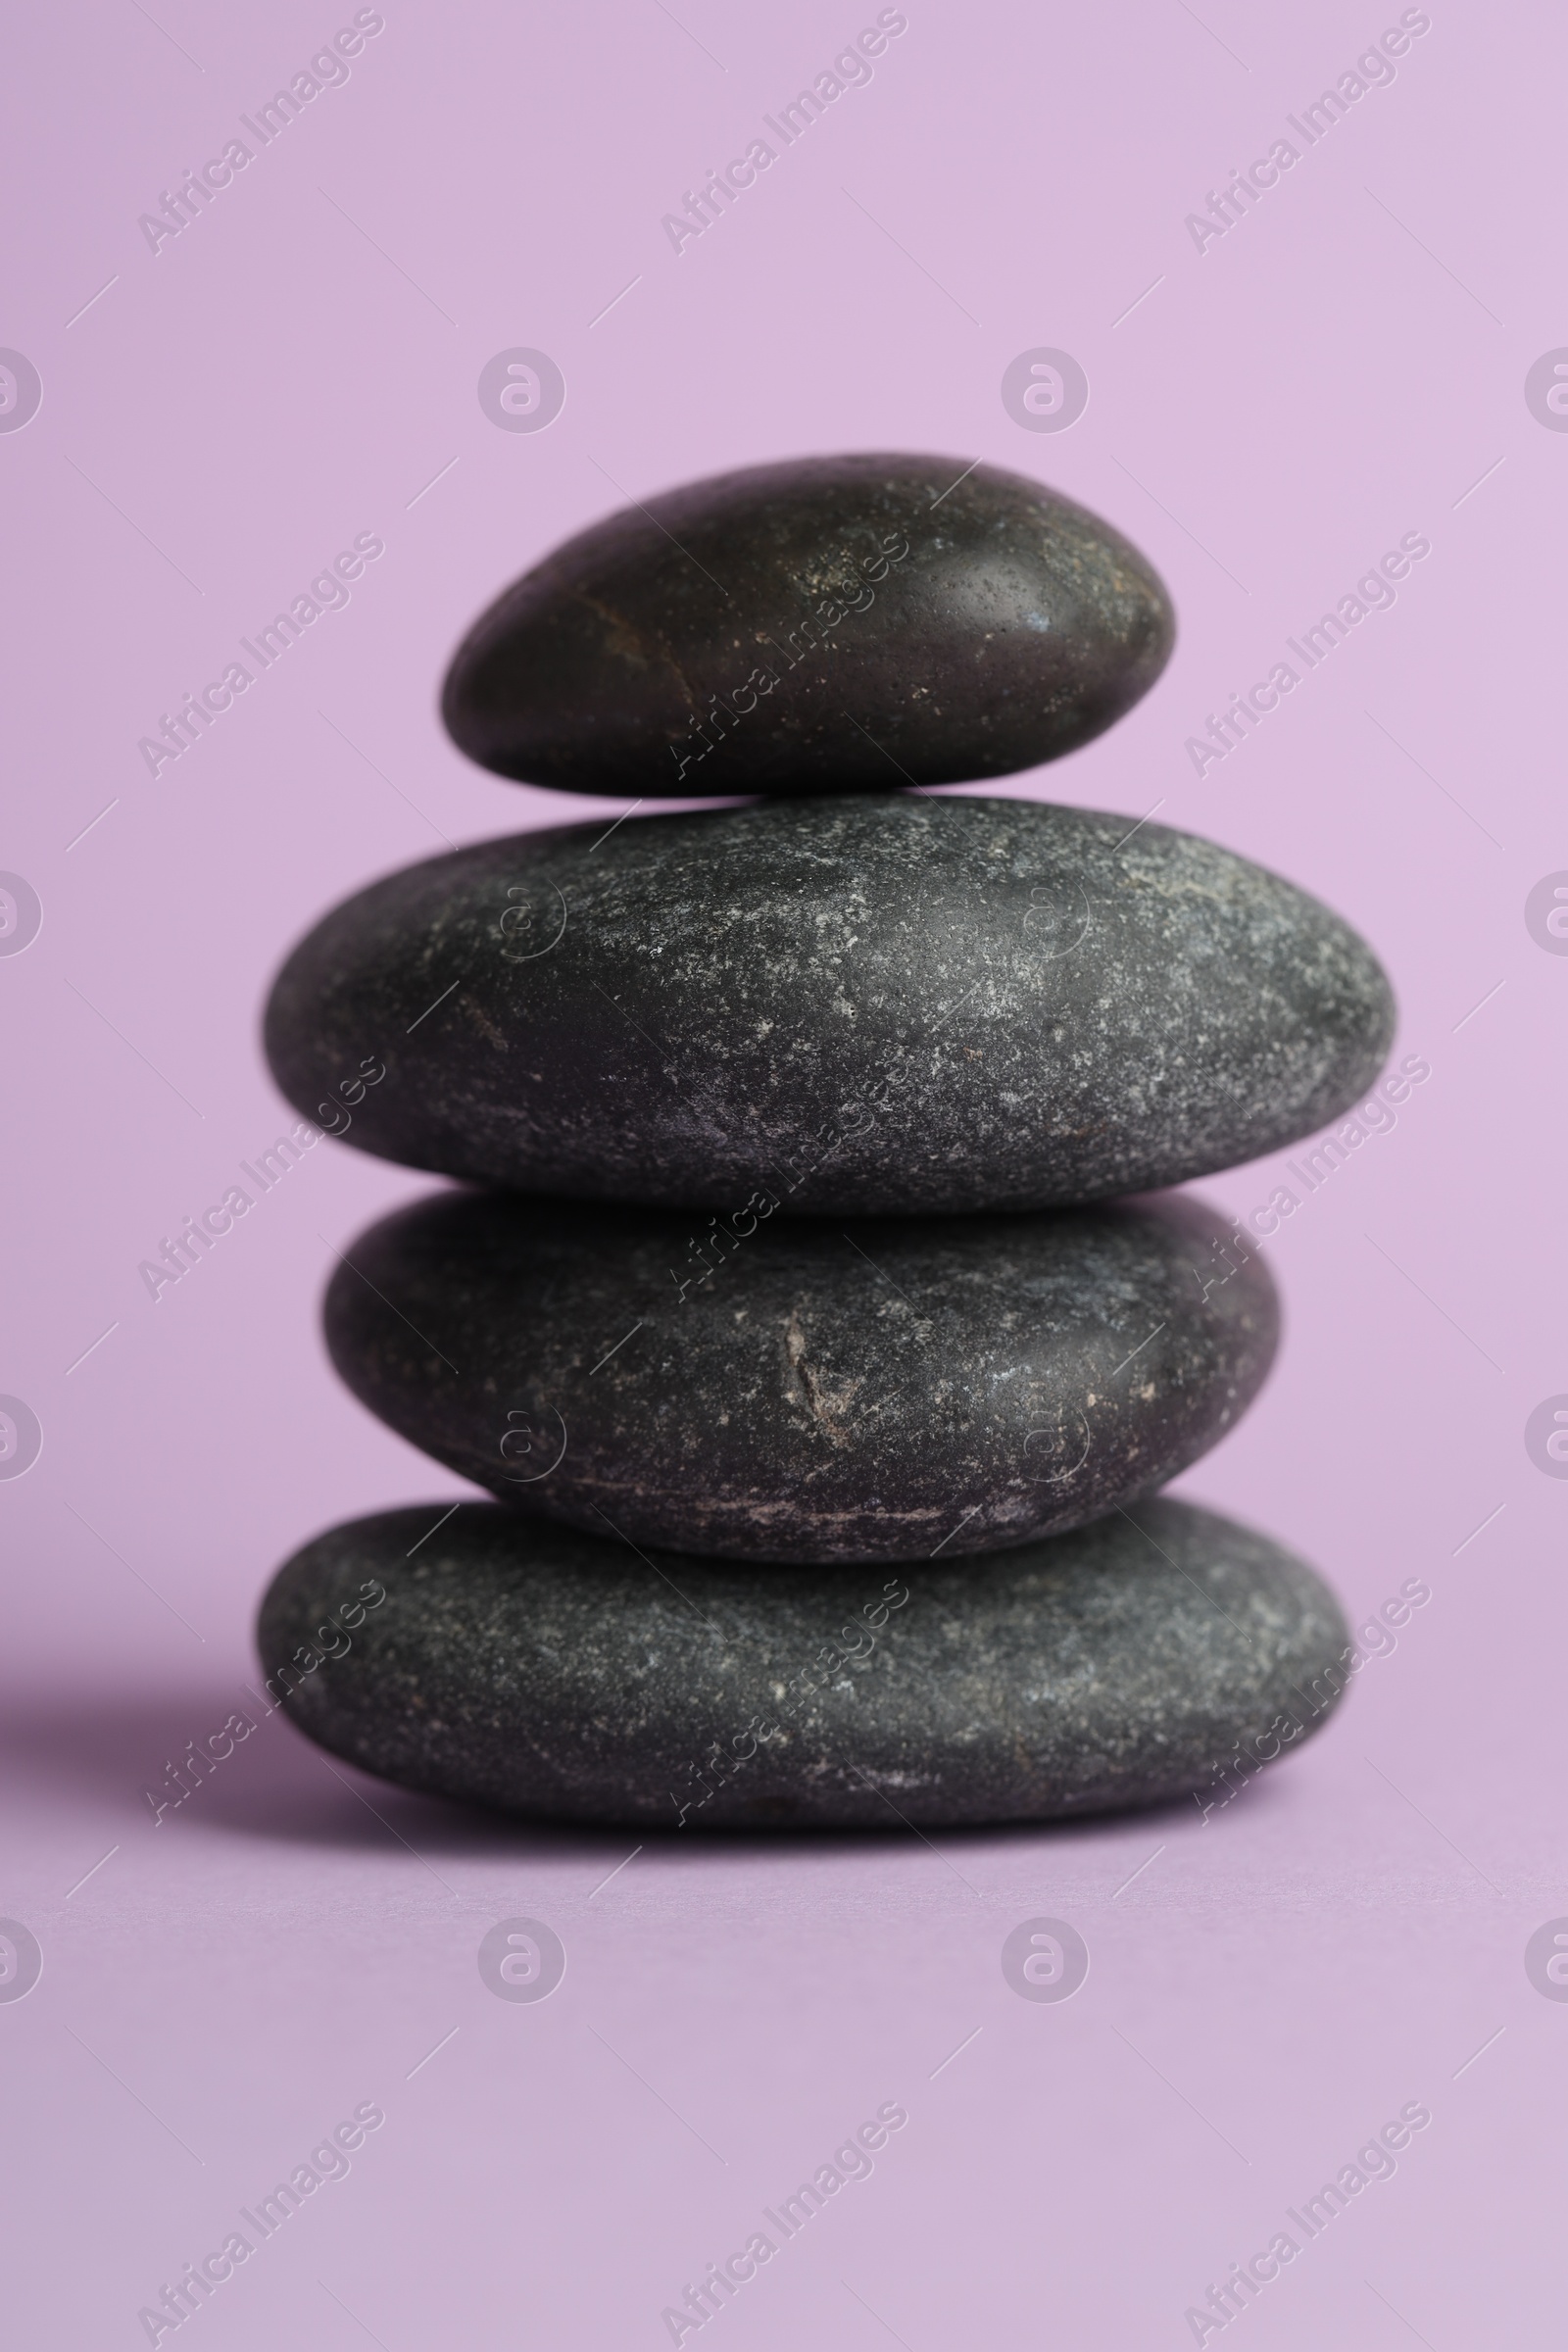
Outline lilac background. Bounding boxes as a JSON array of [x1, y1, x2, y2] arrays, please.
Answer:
[[3, 2, 1563, 2343]]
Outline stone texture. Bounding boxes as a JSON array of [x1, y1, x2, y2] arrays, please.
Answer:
[[265, 794, 1396, 1215], [321, 1187, 1277, 1564], [256, 1498, 1349, 1829], [439, 454, 1174, 794]]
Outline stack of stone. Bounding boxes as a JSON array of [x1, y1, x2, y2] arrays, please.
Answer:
[[258, 455, 1393, 1830]]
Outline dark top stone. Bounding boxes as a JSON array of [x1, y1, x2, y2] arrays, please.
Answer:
[[438, 454, 1174, 794], [265, 795, 1396, 1215], [257, 1498, 1349, 1829], [322, 1188, 1277, 1564]]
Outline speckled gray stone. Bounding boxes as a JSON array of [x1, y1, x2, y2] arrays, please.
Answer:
[[265, 795, 1396, 1216], [322, 1187, 1276, 1564], [439, 454, 1174, 795], [256, 1498, 1348, 1828]]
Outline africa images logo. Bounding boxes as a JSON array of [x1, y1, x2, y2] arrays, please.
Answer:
[[136, 13, 387, 255], [661, 13, 908, 253]]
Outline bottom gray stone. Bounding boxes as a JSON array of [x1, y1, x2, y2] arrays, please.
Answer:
[[256, 1499, 1351, 1830]]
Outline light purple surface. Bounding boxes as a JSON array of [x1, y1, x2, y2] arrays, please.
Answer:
[[3, 3, 1563, 2343]]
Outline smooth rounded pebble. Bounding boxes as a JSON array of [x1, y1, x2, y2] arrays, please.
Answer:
[[265, 795, 1396, 1215], [256, 1498, 1350, 1829], [438, 453, 1174, 794], [322, 1188, 1277, 1564]]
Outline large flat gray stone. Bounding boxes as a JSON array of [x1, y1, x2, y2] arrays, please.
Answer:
[[256, 1498, 1349, 1829], [264, 795, 1396, 1215], [322, 1188, 1277, 1564]]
